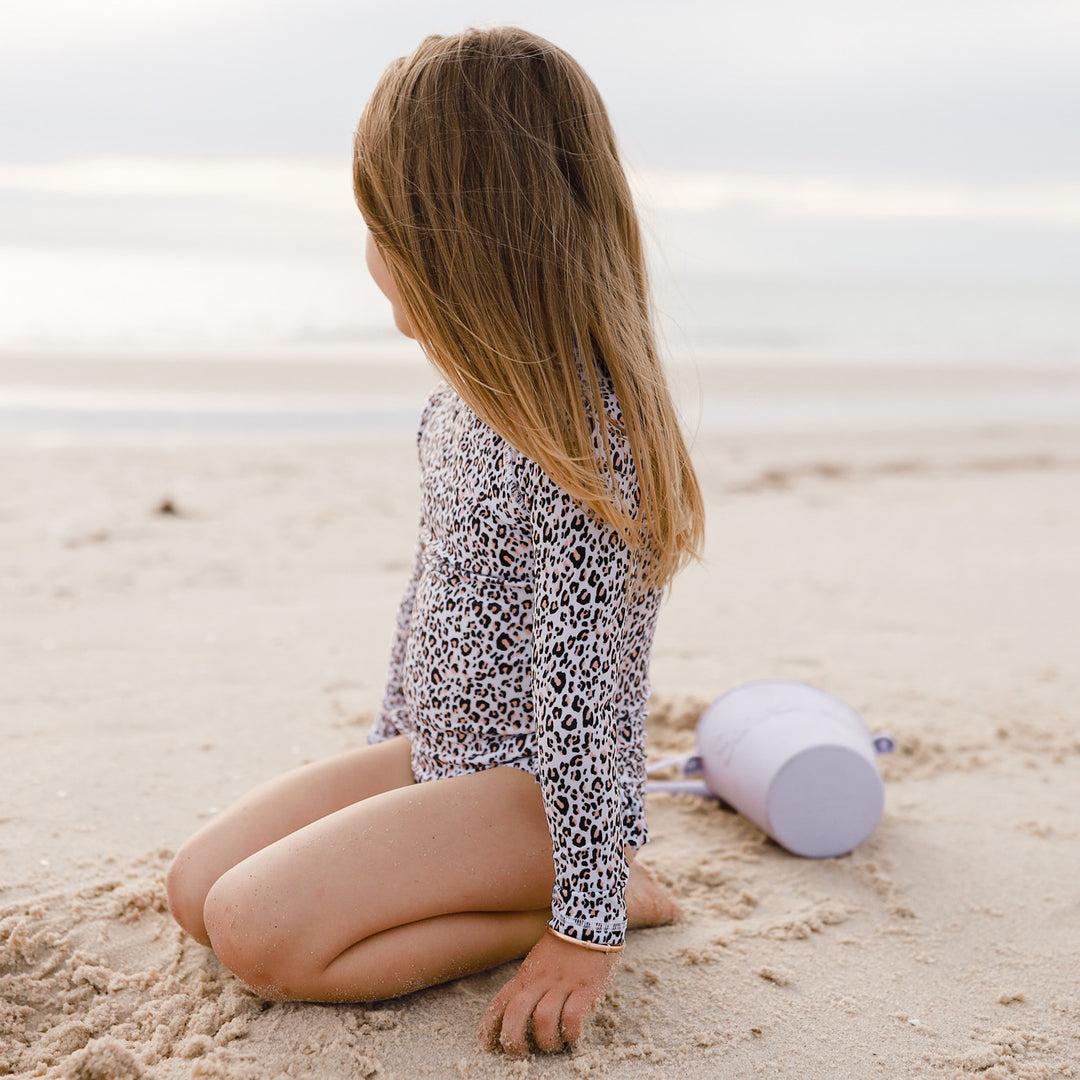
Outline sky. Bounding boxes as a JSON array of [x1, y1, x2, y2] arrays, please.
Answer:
[[3, 0, 1077, 177], [1, 0, 1078, 359]]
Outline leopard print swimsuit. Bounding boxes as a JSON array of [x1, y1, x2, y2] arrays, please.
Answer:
[[368, 380, 661, 947]]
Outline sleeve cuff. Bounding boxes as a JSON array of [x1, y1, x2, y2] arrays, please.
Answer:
[[547, 926, 624, 952], [548, 910, 626, 950]]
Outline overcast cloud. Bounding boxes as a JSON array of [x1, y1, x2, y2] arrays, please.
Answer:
[[2, 0, 1078, 182]]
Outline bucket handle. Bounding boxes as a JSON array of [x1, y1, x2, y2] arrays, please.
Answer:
[[643, 754, 711, 797], [644, 733, 895, 796]]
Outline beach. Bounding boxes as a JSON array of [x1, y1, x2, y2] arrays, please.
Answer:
[[2, 357, 1079, 1079]]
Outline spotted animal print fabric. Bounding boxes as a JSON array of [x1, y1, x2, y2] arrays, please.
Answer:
[[368, 380, 661, 947]]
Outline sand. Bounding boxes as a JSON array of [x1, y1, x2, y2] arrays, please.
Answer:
[[2, 358, 1079, 1078]]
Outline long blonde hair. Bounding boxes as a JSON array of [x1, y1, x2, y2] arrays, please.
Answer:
[[353, 26, 703, 585]]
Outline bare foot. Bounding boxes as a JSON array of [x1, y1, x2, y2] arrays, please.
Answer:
[[625, 860, 680, 929]]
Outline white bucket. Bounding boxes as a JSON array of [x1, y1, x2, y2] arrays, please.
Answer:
[[646, 680, 893, 858]]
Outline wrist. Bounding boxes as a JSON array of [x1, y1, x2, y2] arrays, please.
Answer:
[[546, 926, 624, 953]]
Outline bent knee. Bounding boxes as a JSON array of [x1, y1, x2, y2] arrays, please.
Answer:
[[165, 847, 213, 947], [202, 869, 323, 1000]]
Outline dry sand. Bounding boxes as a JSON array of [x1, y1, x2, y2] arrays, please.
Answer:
[[2, 359, 1079, 1078]]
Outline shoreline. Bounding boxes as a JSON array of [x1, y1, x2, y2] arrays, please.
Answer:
[[3, 354, 1080, 441]]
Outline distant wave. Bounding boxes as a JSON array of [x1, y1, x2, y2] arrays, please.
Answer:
[[633, 171, 1080, 226], [3, 383, 1080, 443], [2, 157, 1079, 226]]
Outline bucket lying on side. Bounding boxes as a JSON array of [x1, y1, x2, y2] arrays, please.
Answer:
[[646, 680, 895, 858]]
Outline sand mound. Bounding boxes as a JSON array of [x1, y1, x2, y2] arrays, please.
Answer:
[[0, 852, 267, 1078], [3, 779, 1077, 1079], [0, 850, 403, 1079]]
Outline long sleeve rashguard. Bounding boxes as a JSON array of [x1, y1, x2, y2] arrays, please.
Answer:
[[368, 381, 661, 947]]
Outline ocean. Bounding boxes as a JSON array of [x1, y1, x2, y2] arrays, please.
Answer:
[[3, 161, 1079, 437], [4, 245, 1078, 368]]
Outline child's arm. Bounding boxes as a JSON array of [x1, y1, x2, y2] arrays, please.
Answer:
[[525, 459, 633, 950], [486, 451, 635, 1050]]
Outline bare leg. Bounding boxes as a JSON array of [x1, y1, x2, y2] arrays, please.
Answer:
[[273, 864, 678, 1001], [170, 737, 678, 1002], [201, 764, 557, 1001], [313, 910, 553, 1000], [166, 737, 415, 945]]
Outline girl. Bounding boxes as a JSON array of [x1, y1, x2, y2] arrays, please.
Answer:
[[166, 26, 704, 1057]]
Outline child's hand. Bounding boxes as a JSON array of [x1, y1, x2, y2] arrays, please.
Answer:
[[478, 929, 620, 1057]]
